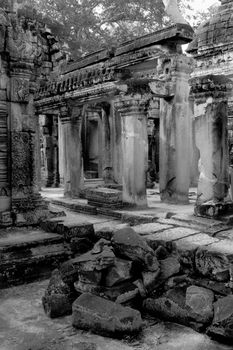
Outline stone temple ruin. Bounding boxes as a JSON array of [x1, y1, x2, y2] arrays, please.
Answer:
[[3, 0, 233, 345]]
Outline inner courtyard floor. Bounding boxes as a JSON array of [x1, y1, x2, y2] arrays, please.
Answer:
[[0, 279, 232, 350]]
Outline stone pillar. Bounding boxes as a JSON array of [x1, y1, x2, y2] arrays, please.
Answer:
[[159, 55, 193, 203], [0, 89, 11, 212], [190, 75, 233, 217], [60, 106, 84, 198], [9, 63, 47, 224], [101, 103, 114, 184], [114, 96, 148, 207], [58, 116, 64, 185]]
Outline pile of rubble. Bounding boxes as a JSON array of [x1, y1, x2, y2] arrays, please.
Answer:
[[42, 226, 233, 342]]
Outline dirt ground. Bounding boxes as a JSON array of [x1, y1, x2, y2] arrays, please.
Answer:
[[0, 280, 232, 350]]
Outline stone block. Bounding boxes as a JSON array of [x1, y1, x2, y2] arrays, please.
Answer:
[[86, 187, 122, 208], [74, 245, 115, 272], [105, 258, 133, 287], [70, 237, 94, 255], [112, 227, 159, 272], [195, 240, 233, 281], [42, 269, 74, 318], [133, 223, 173, 236], [142, 270, 160, 292], [175, 234, 219, 270], [61, 223, 95, 242], [185, 286, 214, 324], [72, 293, 142, 336], [95, 223, 129, 241], [208, 295, 233, 340], [160, 256, 181, 280], [145, 227, 200, 244]]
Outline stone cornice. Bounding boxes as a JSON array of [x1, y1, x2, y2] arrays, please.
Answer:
[[189, 75, 233, 102]]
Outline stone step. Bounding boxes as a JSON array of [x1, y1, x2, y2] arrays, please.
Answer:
[[0, 228, 69, 288]]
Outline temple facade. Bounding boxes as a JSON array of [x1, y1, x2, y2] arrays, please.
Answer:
[[1, 0, 233, 226]]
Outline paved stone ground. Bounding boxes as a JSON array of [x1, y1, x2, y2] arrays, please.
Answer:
[[0, 279, 232, 350], [1, 188, 233, 349]]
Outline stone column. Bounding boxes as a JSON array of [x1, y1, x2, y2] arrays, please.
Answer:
[[58, 116, 64, 185], [9, 63, 47, 224], [101, 103, 114, 184], [60, 106, 84, 198], [114, 96, 148, 207], [0, 89, 11, 212], [190, 75, 233, 217], [159, 55, 193, 203]]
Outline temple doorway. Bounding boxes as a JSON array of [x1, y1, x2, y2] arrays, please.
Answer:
[[82, 109, 103, 180]]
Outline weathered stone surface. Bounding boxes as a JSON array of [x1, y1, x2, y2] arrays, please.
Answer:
[[112, 227, 159, 272], [176, 234, 218, 270], [144, 296, 191, 326], [72, 293, 142, 336], [75, 244, 115, 272], [208, 295, 233, 340], [133, 223, 173, 236], [95, 224, 129, 241], [145, 227, 200, 244], [105, 258, 133, 287], [58, 223, 95, 242], [160, 256, 180, 280], [185, 286, 214, 324], [195, 240, 233, 281], [42, 269, 74, 318], [70, 237, 94, 255], [59, 259, 80, 287], [142, 270, 160, 292]]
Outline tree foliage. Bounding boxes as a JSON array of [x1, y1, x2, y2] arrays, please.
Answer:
[[29, 0, 219, 59]]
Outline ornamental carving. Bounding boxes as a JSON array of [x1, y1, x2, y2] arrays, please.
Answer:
[[11, 78, 29, 102], [11, 131, 34, 194]]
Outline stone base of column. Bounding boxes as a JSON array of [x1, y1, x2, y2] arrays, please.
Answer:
[[0, 211, 13, 227], [11, 193, 49, 226], [160, 191, 189, 204], [194, 200, 233, 219]]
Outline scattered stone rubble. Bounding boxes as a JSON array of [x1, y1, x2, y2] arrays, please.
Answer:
[[42, 224, 233, 342]]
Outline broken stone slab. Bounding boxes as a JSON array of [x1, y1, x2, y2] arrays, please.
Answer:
[[195, 201, 231, 219], [59, 259, 80, 287], [57, 222, 95, 242], [121, 213, 158, 225], [185, 285, 214, 324], [133, 223, 174, 236], [74, 279, 139, 304], [112, 227, 159, 272], [208, 295, 233, 340], [70, 237, 94, 255], [174, 233, 219, 271], [160, 256, 181, 281], [141, 270, 160, 292], [95, 223, 129, 241], [74, 244, 115, 273], [42, 269, 75, 318], [143, 287, 205, 331], [195, 240, 233, 282], [190, 278, 232, 296], [105, 258, 133, 287], [72, 293, 143, 336], [40, 218, 64, 233]]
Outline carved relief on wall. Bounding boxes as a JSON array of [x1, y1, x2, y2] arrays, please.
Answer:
[[11, 131, 34, 197], [11, 77, 29, 102]]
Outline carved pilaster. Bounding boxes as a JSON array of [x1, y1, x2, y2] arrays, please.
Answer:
[[190, 75, 233, 217], [59, 105, 84, 197], [159, 54, 193, 204], [114, 95, 148, 207], [0, 89, 10, 212]]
